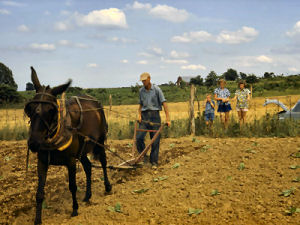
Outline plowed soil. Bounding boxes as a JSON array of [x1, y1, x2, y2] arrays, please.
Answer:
[[0, 137, 299, 225]]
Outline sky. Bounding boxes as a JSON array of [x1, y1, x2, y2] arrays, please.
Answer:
[[1, 0, 300, 90]]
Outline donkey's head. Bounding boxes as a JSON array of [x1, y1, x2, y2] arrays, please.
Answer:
[[25, 67, 71, 152]]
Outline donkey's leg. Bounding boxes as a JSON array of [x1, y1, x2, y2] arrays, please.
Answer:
[[34, 158, 48, 225], [67, 158, 79, 217], [97, 147, 112, 193], [80, 155, 92, 202]]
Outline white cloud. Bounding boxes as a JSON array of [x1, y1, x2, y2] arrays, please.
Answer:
[[170, 50, 190, 58], [149, 4, 189, 23], [138, 52, 153, 57], [1, 1, 25, 7], [0, 8, 10, 14], [87, 63, 98, 68], [128, 2, 189, 23], [55, 8, 127, 31], [29, 43, 56, 51], [108, 37, 137, 43], [149, 47, 163, 55], [77, 8, 127, 28], [286, 21, 300, 37], [171, 31, 213, 43], [288, 67, 299, 72], [137, 60, 148, 65], [58, 40, 89, 48], [17, 24, 29, 32], [181, 64, 206, 70], [60, 10, 70, 16], [74, 43, 89, 48], [131, 1, 152, 10], [172, 26, 258, 44], [58, 40, 71, 46], [121, 59, 128, 63], [138, 47, 163, 58], [161, 57, 188, 64], [54, 21, 71, 31], [256, 55, 273, 63], [44, 10, 51, 16], [216, 26, 258, 44]]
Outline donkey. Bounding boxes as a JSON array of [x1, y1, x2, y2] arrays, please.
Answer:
[[25, 67, 112, 225]]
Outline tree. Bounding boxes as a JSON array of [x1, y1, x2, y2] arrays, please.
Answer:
[[223, 68, 238, 81], [190, 75, 203, 86], [239, 72, 247, 80], [263, 72, 274, 79], [0, 84, 21, 104], [26, 82, 35, 91], [246, 74, 258, 84], [205, 71, 218, 87], [131, 83, 140, 93], [0, 62, 17, 89]]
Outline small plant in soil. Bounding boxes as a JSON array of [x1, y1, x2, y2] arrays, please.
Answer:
[[211, 189, 220, 196], [226, 176, 233, 181], [285, 207, 300, 215], [238, 162, 245, 170], [289, 165, 300, 169], [188, 208, 203, 215], [169, 143, 175, 148], [280, 188, 296, 197], [200, 145, 211, 152], [192, 137, 200, 143], [245, 148, 256, 154], [172, 163, 180, 168], [292, 177, 300, 182], [153, 176, 168, 182], [108, 202, 122, 213], [132, 188, 149, 194]]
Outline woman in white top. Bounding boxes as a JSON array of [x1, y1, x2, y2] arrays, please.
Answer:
[[232, 80, 251, 127]]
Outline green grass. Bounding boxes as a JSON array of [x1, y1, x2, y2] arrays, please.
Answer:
[[0, 112, 299, 141], [0, 124, 28, 140]]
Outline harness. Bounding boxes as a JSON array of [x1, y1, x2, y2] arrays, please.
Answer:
[[25, 90, 73, 151]]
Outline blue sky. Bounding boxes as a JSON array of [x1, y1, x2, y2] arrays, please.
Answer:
[[1, 0, 300, 90]]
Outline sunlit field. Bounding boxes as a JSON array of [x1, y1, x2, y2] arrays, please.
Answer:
[[1, 95, 299, 129]]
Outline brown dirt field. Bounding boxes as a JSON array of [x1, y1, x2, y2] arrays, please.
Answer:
[[0, 137, 300, 225]]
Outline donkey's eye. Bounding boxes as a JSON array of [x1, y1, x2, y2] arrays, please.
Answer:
[[25, 103, 38, 117]]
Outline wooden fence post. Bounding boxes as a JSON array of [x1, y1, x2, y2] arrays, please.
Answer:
[[109, 94, 112, 111], [189, 84, 195, 135]]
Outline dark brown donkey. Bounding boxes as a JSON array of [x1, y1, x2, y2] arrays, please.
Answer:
[[25, 67, 112, 225]]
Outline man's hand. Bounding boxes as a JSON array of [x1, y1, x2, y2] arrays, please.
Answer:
[[166, 120, 171, 127], [138, 114, 142, 123]]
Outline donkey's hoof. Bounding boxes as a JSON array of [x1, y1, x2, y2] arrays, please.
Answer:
[[71, 210, 78, 217], [83, 194, 91, 202], [34, 219, 42, 225], [105, 184, 112, 193]]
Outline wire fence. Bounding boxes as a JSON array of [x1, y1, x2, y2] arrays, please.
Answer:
[[0, 95, 299, 140]]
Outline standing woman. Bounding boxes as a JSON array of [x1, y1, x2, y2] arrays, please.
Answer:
[[232, 80, 251, 127], [214, 79, 232, 128]]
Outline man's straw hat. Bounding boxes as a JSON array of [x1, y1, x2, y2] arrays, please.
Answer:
[[140, 72, 150, 81]]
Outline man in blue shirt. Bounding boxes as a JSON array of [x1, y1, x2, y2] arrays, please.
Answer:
[[137, 72, 170, 169]]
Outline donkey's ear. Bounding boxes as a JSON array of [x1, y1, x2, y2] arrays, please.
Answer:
[[31, 67, 42, 92], [51, 79, 72, 96]]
